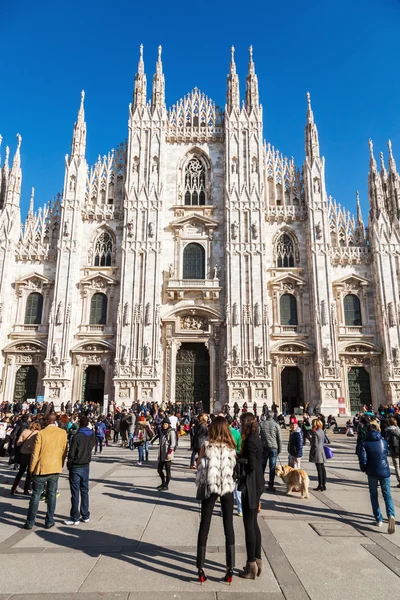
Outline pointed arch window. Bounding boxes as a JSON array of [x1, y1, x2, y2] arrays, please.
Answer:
[[94, 231, 113, 266], [280, 293, 297, 326], [183, 243, 205, 279], [24, 292, 43, 325], [184, 157, 206, 206], [344, 294, 362, 326], [90, 293, 108, 325], [276, 233, 296, 268]]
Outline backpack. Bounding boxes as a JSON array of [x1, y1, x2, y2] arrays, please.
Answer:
[[96, 423, 103, 436]]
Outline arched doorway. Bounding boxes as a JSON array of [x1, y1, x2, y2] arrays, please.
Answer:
[[281, 367, 303, 413], [175, 343, 210, 411], [82, 365, 105, 405], [14, 366, 38, 402], [348, 367, 371, 413]]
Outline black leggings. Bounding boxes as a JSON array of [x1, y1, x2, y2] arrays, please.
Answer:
[[197, 492, 235, 551], [242, 494, 262, 563], [316, 463, 326, 488], [157, 460, 171, 485]]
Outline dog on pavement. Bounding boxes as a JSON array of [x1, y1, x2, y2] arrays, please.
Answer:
[[275, 465, 310, 499]]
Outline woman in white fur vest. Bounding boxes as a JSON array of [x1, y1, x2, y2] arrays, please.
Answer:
[[195, 416, 237, 584]]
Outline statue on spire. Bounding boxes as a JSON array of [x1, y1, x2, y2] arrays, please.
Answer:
[[133, 44, 147, 110], [28, 187, 35, 217], [226, 45, 240, 113], [304, 92, 320, 162], [151, 45, 165, 112], [245, 45, 259, 112]]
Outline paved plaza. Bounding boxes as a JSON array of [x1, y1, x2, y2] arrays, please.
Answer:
[[1, 432, 400, 600]]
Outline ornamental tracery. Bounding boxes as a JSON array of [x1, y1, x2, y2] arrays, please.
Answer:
[[184, 157, 206, 205]]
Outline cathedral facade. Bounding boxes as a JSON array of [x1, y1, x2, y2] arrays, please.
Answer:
[[0, 46, 398, 414]]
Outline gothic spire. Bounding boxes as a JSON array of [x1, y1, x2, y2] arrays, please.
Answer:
[[28, 187, 35, 217], [133, 44, 147, 110], [151, 45, 165, 112], [388, 140, 397, 175], [12, 133, 22, 172], [245, 45, 259, 112], [226, 45, 240, 114], [356, 190, 364, 228], [71, 90, 86, 159], [2, 134, 22, 208], [368, 139, 385, 217], [304, 92, 320, 162]]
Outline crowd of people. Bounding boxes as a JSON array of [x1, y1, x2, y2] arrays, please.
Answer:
[[1, 398, 400, 580]]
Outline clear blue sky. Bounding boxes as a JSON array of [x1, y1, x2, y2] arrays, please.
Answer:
[[1, 0, 399, 220]]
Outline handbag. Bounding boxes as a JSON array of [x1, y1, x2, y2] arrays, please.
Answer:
[[196, 457, 210, 501], [324, 445, 333, 459]]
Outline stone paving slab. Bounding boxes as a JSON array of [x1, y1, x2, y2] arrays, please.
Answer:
[[9, 595, 129, 600], [0, 552, 99, 595]]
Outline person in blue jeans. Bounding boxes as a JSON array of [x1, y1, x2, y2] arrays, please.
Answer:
[[94, 417, 106, 454], [358, 422, 396, 534], [24, 413, 67, 529], [64, 415, 95, 525], [259, 411, 282, 492]]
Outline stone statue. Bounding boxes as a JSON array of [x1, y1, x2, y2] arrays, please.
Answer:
[[255, 344, 263, 365], [52, 343, 60, 365], [168, 263, 174, 278], [56, 301, 63, 326], [213, 264, 219, 279], [143, 343, 151, 365], [313, 178, 321, 194], [232, 345, 240, 366], [148, 222, 155, 238], [251, 222, 258, 240], [231, 222, 238, 240]]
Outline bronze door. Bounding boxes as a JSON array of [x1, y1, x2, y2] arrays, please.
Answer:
[[14, 366, 38, 402], [175, 343, 210, 410], [348, 367, 371, 414]]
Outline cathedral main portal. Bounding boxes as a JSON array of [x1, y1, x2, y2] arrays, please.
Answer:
[[175, 343, 210, 411]]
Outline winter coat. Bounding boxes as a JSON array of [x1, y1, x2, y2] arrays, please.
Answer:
[[193, 423, 208, 451], [239, 432, 264, 509], [288, 427, 303, 458], [359, 430, 390, 478], [259, 417, 282, 452], [385, 425, 400, 458], [157, 427, 176, 462], [309, 428, 326, 464], [67, 427, 95, 469], [196, 441, 236, 497]]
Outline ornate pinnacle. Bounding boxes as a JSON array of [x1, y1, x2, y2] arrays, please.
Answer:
[[151, 44, 165, 111], [29, 187, 35, 216], [230, 45, 236, 73], [304, 93, 320, 162], [388, 139, 397, 173], [368, 139, 377, 172], [133, 44, 147, 109], [12, 133, 22, 170], [227, 45, 240, 112], [138, 43, 144, 73], [71, 90, 86, 159], [245, 45, 259, 111]]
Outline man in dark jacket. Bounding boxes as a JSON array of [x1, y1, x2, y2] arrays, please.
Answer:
[[358, 423, 396, 533], [259, 410, 282, 492], [288, 421, 303, 468], [64, 416, 95, 526]]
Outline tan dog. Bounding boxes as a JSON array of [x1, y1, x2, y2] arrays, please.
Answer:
[[275, 465, 310, 499]]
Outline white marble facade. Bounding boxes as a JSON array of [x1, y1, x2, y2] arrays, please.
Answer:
[[0, 46, 399, 415]]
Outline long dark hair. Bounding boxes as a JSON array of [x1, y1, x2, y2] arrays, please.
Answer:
[[240, 412, 258, 453], [208, 416, 236, 450]]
